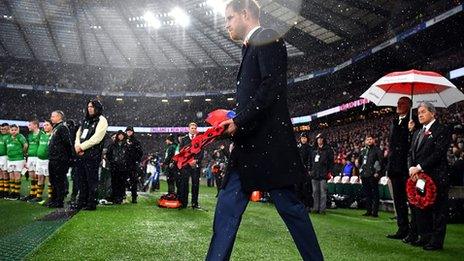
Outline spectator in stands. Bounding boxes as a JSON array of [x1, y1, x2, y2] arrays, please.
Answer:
[[450, 148, 464, 186], [358, 135, 383, 218], [309, 133, 333, 214], [342, 154, 354, 177]]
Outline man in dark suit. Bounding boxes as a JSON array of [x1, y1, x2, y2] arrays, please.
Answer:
[[178, 122, 203, 209], [407, 102, 451, 250], [387, 97, 417, 239], [206, 1, 322, 260]]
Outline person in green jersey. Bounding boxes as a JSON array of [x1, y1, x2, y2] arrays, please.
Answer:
[[31, 120, 53, 203], [22, 120, 41, 201], [0, 123, 10, 198], [6, 124, 28, 199]]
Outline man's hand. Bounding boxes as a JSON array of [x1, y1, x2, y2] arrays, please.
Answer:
[[219, 119, 237, 136], [409, 166, 420, 176], [75, 145, 84, 156], [374, 173, 379, 178], [408, 120, 415, 132], [189, 159, 197, 167]]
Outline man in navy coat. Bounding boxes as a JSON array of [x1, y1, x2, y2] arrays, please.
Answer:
[[206, 1, 323, 260]]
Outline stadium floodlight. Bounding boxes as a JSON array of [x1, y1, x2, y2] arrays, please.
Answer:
[[143, 11, 161, 29], [205, 98, 212, 102], [161, 99, 169, 103], [183, 99, 190, 103], [169, 7, 190, 27], [206, 0, 226, 16], [116, 98, 123, 101], [227, 97, 234, 101]]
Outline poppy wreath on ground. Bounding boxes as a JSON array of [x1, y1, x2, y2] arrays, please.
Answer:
[[406, 172, 437, 209]]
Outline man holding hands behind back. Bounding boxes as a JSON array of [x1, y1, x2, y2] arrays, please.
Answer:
[[206, 1, 322, 260]]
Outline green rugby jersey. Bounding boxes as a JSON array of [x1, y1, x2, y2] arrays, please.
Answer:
[[6, 134, 27, 161], [27, 131, 41, 157], [37, 132, 51, 160], [0, 133, 10, 156]]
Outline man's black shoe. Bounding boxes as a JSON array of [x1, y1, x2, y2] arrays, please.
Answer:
[[423, 244, 443, 251], [387, 232, 408, 240], [411, 237, 429, 247], [362, 212, 371, 217], [21, 195, 35, 201], [83, 205, 96, 211], [48, 202, 64, 208], [402, 234, 418, 244]]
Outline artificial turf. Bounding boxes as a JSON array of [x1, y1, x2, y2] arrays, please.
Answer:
[[1, 181, 463, 260]]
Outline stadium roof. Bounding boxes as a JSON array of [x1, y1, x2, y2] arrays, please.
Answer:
[[0, 0, 454, 69]]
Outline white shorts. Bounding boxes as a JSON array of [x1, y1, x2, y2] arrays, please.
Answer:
[[26, 157, 38, 172], [8, 160, 25, 173], [36, 159, 49, 177], [0, 156, 7, 171]]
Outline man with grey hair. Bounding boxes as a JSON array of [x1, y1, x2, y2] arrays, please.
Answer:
[[406, 101, 451, 250], [48, 110, 74, 208]]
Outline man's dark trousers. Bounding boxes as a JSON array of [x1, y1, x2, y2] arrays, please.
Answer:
[[49, 160, 69, 205], [206, 171, 323, 261], [179, 166, 200, 207], [76, 157, 100, 208], [362, 176, 380, 215], [389, 171, 409, 234]]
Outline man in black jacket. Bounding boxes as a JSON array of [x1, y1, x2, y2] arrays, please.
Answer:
[[48, 111, 73, 208], [106, 130, 129, 204], [359, 135, 383, 217], [310, 133, 333, 214], [74, 100, 108, 210], [125, 126, 143, 203], [178, 122, 204, 209], [206, 1, 322, 260], [386, 97, 418, 239], [407, 102, 451, 250], [163, 134, 177, 194]]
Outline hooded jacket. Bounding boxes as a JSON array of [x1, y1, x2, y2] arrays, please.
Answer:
[[75, 99, 108, 159]]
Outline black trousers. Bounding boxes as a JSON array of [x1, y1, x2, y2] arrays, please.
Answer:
[[362, 176, 379, 215], [413, 181, 449, 247], [128, 169, 138, 199], [76, 157, 100, 208], [179, 166, 200, 207], [48, 160, 69, 205], [296, 171, 313, 208], [214, 175, 223, 195], [111, 169, 128, 202], [70, 167, 79, 201], [165, 167, 177, 194], [389, 173, 410, 234]]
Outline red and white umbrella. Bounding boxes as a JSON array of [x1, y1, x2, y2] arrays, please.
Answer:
[[361, 69, 464, 108]]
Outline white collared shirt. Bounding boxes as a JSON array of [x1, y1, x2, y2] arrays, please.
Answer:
[[423, 119, 436, 132], [416, 118, 436, 171], [244, 26, 261, 44]]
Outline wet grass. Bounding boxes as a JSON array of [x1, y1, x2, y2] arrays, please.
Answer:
[[1, 180, 461, 260]]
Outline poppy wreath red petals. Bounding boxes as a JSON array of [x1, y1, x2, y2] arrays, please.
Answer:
[[406, 172, 437, 209]]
